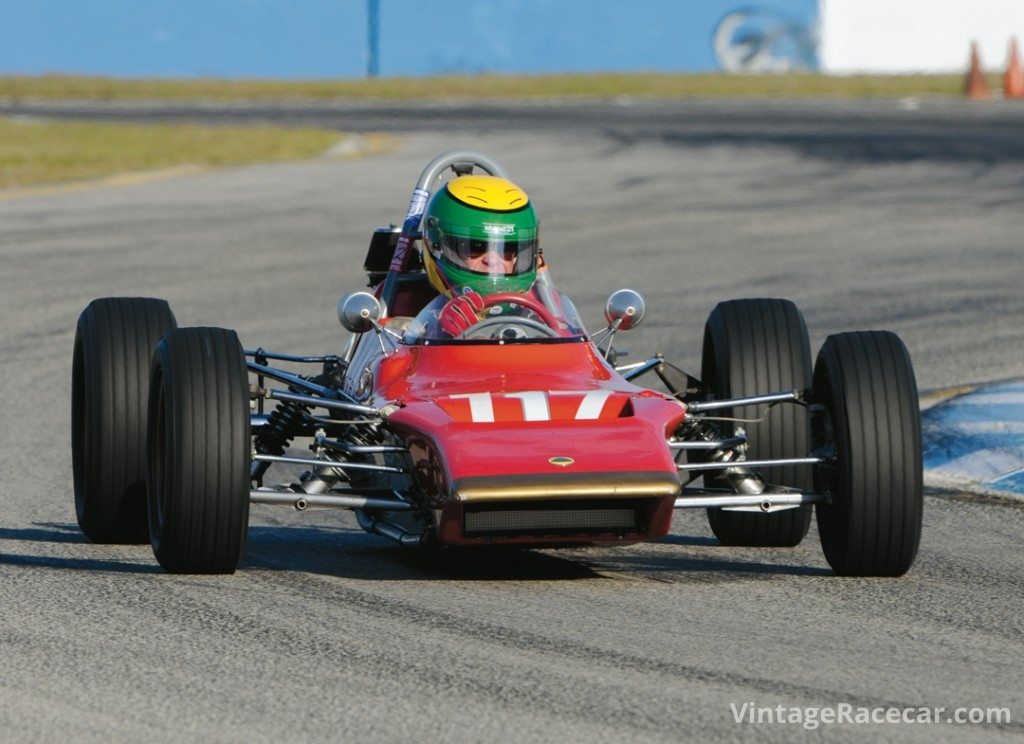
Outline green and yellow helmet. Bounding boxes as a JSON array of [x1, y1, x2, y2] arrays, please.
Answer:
[[422, 175, 538, 297]]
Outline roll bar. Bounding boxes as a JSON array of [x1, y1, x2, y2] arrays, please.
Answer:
[[380, 150, 510, 310]]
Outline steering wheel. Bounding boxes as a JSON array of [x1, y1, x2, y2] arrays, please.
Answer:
[[460, 316, 559, 340], [455, 292, 564, 340], [479, 292, 561, 329]]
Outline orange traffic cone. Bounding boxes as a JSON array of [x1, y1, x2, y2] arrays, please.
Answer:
[[965, 41, 989, 100], [1004, 38, 1024, 99]]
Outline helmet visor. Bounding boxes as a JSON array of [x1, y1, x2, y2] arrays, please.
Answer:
[[439, 234, 537, 277]]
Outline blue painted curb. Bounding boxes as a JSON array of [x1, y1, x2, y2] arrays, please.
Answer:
[[922, 381, 1024, 500]]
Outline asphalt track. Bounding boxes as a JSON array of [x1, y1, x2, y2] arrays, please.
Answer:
[[1, 99, 1023, 742]]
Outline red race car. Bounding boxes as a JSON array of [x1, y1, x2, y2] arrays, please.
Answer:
[[72, 150, 923, 577]]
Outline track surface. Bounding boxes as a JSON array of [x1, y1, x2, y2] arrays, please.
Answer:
[[1, 100, 1023, 741]]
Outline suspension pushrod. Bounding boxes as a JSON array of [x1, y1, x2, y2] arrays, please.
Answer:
[[317, 438, 408, 455], [674, 492, 825, 509], [246, 361, 334, 397], [686, 390, 801, 413], [267, 389, 380, 417], [252, 453, 404, 473], [676, 457, 823, 472], [617, 356, 664, 382], [245, 348, 341, 364], [668, 435, 747, 451], [250, 490, 413, 511]]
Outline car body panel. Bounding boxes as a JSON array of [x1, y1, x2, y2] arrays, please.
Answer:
[[353, 339, 686, 545]]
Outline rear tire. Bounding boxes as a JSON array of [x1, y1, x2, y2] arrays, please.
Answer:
[[72, 297, 177, 543], [700, 298, 814, 547], [813, 332, 922, 576], [147, 327, 251, 574]]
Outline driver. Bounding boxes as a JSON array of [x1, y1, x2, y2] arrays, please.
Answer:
[[420, 174, 542, 337]]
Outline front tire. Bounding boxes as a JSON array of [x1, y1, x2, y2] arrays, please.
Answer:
[[700, 298, 814, 547], [147, 327, 251, 574], [813, 331, 922, 576], [72, 297, 177, 543]]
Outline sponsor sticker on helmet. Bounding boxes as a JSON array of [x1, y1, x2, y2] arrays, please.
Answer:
[[483, 223, 515, 235]]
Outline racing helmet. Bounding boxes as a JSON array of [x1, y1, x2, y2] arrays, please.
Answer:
[[422, 175, 538, 297]]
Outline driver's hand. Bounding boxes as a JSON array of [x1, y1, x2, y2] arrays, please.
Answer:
[[439, 290, 486, 336]]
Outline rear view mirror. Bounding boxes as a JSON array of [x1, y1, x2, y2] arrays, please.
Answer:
[[604, 289, 646, 331], [337, 291, 383, 334]]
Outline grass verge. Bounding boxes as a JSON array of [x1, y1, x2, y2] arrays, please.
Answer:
[[0, 117, 348, 190], [0, 72, 992, 101]]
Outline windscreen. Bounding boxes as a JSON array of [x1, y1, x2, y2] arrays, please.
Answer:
[[403, 283, 586, 344]]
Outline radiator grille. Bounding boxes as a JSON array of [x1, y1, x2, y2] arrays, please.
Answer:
[[463, 499, 646, 537]]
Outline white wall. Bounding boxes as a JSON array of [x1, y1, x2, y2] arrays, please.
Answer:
[[820, 0, 1024, 73]]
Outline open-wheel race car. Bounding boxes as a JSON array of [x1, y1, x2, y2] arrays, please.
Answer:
[[72, 150, 923, 577]]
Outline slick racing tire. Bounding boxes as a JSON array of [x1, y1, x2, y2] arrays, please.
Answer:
[[812, 332, 922, 576], [72, 297, 177, 543], [147, 327, 250, 574], [700, 298, 814, 547]]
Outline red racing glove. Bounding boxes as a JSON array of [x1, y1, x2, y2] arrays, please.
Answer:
[[439, 290, 485, 336]]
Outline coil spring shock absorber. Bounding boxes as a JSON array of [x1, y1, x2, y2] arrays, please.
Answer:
[[678, 416, 720, 450], [677, 416, 766, 495], [676, 416, 723, 475], [251, 387, 309, 482]]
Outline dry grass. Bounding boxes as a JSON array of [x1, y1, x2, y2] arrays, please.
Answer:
[[0, 72, 990, 102], [0, 71, 991, 190], [0, 117, 343, 189]]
